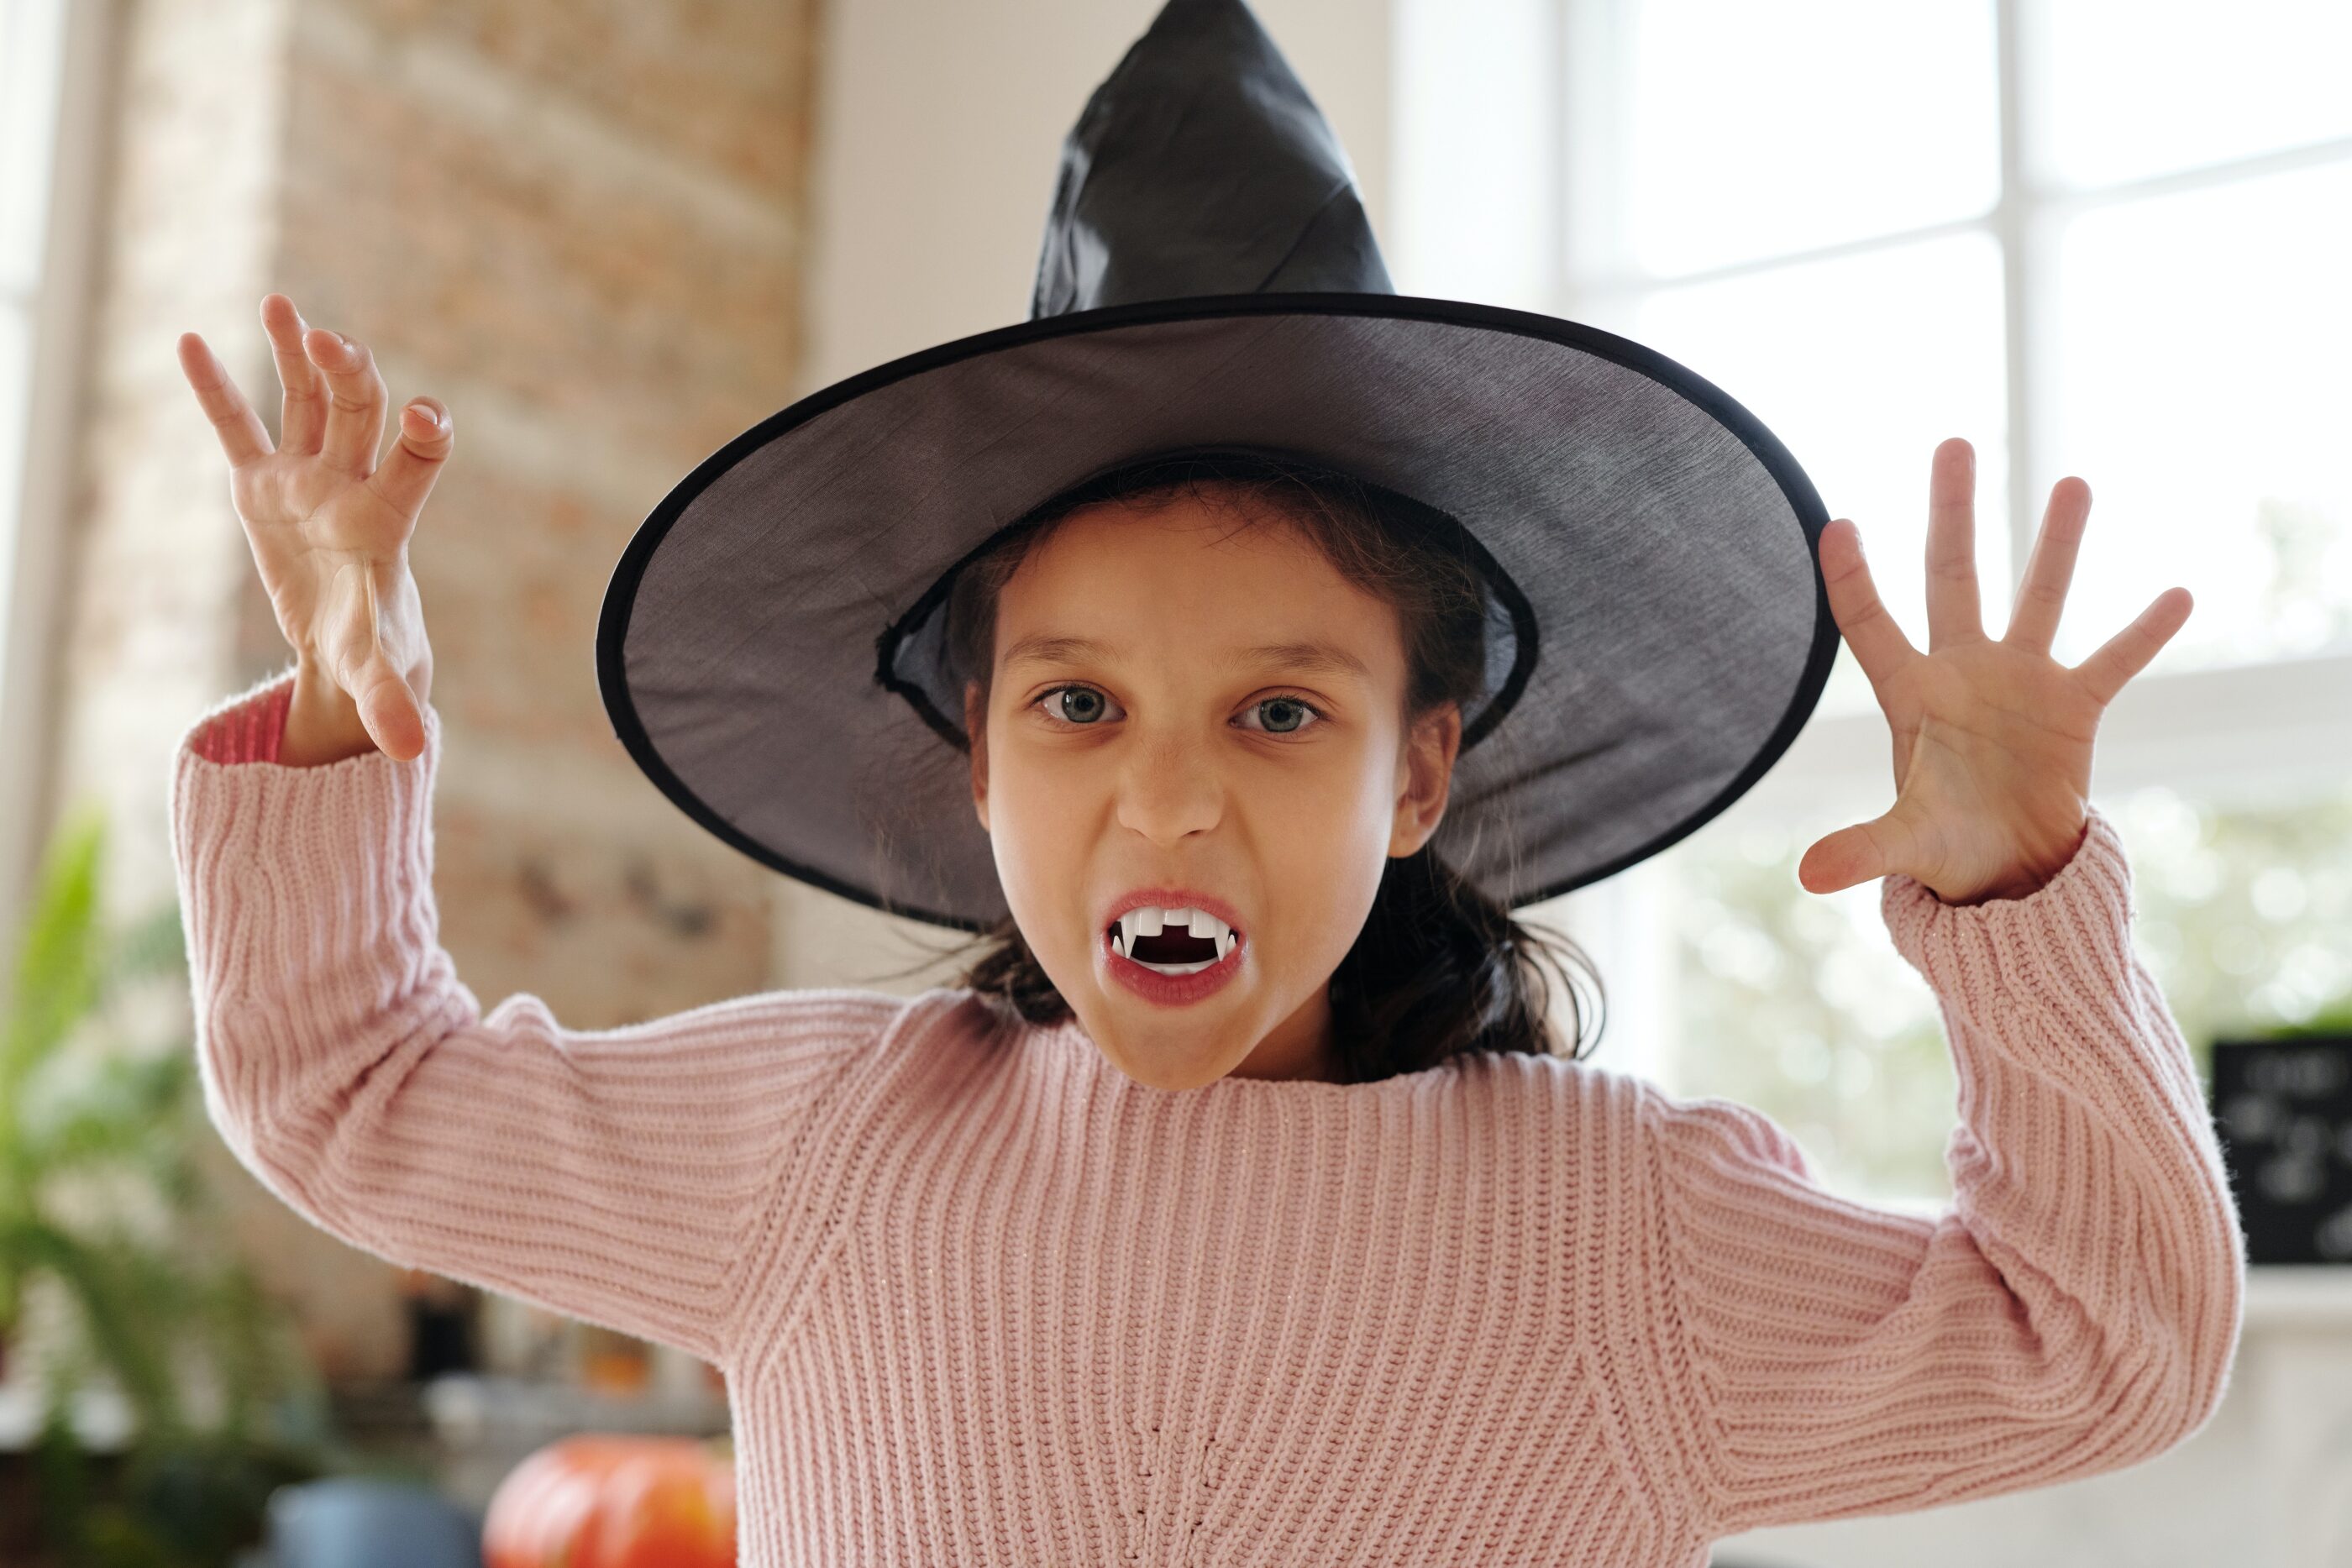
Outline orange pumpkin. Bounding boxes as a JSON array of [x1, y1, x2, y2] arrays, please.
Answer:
[[483, 1434, 737, 1568]]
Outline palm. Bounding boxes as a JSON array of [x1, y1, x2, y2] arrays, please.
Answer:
[[1798, 438, 2192, 906], [231, 443, 421, 665]]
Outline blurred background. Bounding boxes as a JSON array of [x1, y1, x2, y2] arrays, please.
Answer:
[[0, 0, 2345, 1563]]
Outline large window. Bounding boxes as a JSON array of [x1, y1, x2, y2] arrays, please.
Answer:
[[0, 0, 68, 627], [1395, 0, 2352, 1199], [0, 0, 84, 983]]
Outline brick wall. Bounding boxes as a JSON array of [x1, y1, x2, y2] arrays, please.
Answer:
[[48, 0, 826, 1382]]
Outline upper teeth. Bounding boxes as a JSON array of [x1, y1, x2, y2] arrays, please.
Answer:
[[1115, 905, 1236, 961]]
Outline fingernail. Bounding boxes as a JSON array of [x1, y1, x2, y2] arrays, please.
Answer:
[[408, 401, 437, 427]]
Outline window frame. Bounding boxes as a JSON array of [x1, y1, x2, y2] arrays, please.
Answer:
[[1388, 0, 2352, 1085], [0, 0, 113, 999]]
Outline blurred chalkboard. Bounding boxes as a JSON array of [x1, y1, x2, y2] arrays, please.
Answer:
[[2212, 1034, 2352, 1265]]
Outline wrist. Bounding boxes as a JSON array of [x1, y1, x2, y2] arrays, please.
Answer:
[[284, 657, 379, 765], [1938, 810, 2092, 906]]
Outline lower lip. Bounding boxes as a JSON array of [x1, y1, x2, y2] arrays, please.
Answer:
[[1103, 930, 1245, 1006]]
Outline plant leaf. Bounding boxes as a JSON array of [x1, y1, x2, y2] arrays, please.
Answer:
[[2, 803, 108, 1103]]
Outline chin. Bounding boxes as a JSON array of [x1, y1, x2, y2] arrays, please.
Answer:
[[1106, 1045, 1234, 1092], [1069, 993, 1257, 1088]]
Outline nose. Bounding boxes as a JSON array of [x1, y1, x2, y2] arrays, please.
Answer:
[[1115, 736, 1223, 847]]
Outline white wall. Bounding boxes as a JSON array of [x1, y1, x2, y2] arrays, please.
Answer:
[[795, 0, 1392, 388]]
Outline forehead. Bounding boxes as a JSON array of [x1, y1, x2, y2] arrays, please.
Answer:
[[995, 491, 1399, 658]]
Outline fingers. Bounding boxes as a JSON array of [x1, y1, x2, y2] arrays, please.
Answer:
[[335, 629, 428, 763], [1816, 517, 1919, 689], [2074, 585, 2192, 707], [350, 659, 428, 763], [304, 324, 389, 476], [323, 559, 426, 761], [1796, 810, 1911, 894], [260, 294, 326, 454], [1924, 436, 1985, 650], [366, 396, 456, 522], [176, 332, 274, 468], [2004, 475, 2090, 655]]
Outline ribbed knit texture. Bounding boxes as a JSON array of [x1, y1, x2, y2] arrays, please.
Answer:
[[171, 668, 2245, 1565]]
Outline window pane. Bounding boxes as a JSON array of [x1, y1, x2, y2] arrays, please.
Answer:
[[1392, 0, 1557, 311], [0, 305, 24, 619], [1614, 233, 2010, 718], [2033, 0, 2352, 191], [2047, 161, 2352, 674], [1658, 802, 1957, 1201], [2121, 783, 2352, 1061], [1620, 0, 1998, 276], [0, 0, 67, 296], [1658, 778, 2352, 1203]]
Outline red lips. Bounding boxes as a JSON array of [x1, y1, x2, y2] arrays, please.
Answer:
[[1100, 917, 1245, 1007]]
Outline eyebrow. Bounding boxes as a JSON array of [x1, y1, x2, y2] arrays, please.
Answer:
[[1000, 633, 1373, 681]]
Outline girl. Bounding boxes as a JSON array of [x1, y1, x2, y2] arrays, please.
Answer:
[[165, 1, 2243, 1562]]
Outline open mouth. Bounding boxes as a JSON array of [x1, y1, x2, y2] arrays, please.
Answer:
[[1106, 905, 1241, 975]]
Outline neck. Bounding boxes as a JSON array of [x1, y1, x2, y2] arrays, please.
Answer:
[[1228, 986, 1342, 1082]]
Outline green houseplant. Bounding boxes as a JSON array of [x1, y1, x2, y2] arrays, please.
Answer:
[[0, 799, 358, 1566], [2246, 999, 2352, 1042]]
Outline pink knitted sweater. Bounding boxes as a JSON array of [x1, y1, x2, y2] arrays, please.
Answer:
[[169, 669, 2244, 1565]]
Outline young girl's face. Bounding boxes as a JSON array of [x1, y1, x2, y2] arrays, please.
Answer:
[[964, 493, 1460, 1088]]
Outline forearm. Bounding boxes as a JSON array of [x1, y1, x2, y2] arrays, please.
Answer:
[[174, 677, 474, 1148], [1651, 804, 2246, 1534], [170, 674, 883, 1361]]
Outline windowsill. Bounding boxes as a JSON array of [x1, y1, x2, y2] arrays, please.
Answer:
[[2244, 1264, 2352, 1329], [0, 1369, 730, 1455], [420, 1371, 729, 1445], [0, 1272, 2332, 1454], [0, 1378, 134, 1453]]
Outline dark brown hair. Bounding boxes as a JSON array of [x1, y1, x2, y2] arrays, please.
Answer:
[[940, 448, 1604, 1081]]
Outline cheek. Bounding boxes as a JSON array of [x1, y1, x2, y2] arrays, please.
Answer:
[[979, 741, 1093, 960], [1252, 753, 1398, 951]]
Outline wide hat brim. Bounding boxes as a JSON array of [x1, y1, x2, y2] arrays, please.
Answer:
[[596, 289, 1837, 931]]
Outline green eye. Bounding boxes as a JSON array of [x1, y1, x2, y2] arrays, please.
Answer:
[[1246, 696, 1322, 734], [1047, 686, 1111, 723]]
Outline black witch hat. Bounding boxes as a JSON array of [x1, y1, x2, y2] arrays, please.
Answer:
[[596, 0, 1837, 931]]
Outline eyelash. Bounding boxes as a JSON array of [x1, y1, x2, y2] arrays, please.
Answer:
[[1031, 684, 1329, 735]]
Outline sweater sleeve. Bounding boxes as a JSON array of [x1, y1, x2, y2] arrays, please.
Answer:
[[1640, 801, 2246, 1536], [167, 668, 895, 1366]]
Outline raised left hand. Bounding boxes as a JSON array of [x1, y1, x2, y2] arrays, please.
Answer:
[[1797, 437, 2192, 907]]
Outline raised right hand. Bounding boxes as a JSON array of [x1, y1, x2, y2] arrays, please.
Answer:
[[176, 293, 451, 762]]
